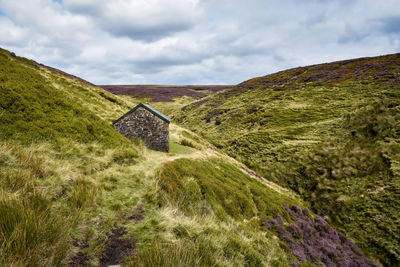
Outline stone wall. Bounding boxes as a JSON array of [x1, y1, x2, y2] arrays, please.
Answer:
[[114, 107, 169, 152]]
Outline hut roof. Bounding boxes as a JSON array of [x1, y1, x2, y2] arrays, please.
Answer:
[[113, 103, 171, 124]]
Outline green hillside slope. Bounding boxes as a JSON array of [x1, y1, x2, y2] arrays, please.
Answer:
[[0, 47, 383, 266], [0, 48, 131, 145], [0, 47, 140, 265], [175, 53, 400, 266], [0, 48, 313, 266]]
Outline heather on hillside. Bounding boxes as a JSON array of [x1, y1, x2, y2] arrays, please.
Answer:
[[100, 85, 231, 102], [175, 53, 400, 266], [262, 205, 378, 267]]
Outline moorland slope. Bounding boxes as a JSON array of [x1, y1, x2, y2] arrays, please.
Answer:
[[0, 47, 385, 266], [175, 53, 400, 266], [100, 84, 232, 102]]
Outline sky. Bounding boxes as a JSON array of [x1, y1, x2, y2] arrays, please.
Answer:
[[0, 0, 399, 85]]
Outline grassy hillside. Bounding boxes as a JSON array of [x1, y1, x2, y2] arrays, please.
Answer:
[[0, 47, 140, 265], [0, 48, 131, 145], [175, 53, 400, 266], [0, 47, 350, 266]]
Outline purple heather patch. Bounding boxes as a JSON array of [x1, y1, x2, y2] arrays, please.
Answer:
[[217, 90, 241, 97], [288, 223, 302, 239], [181, 98, 209, 111], [241, 166, 263, 180], [100, 85, 208, 102], [240, 53, 400, 89], [262, 205, 379, 267], [290, 260, 301, 266]]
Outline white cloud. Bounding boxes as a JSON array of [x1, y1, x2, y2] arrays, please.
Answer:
[[0, 17, 30, 46]]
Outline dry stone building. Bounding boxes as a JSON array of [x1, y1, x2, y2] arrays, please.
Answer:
[[113, 103, 170, 152]]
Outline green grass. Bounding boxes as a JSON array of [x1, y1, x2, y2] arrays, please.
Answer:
[[0, 48, 130, 146], [0, 143, 72, 266], [130, 239, 208, 266], [169, 140, 195, 155], [0, 191, 71, 266], [175, 53, 400, 266], [127, 205, 298, 267], [156, 158, 301, 220], [0, 47, 142, 266], [0, 139, 144, 266], [290, 101, 400, 264]]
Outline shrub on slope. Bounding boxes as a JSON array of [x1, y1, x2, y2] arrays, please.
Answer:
[[156, 158, 299, 220], [293, 102, 400, 265]]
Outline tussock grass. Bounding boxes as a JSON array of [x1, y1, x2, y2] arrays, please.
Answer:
[[0, 143, 48, 193], [0, 122, 300, 266], [128, 205, 295, 266], [0, 191, 70, 266], [156, 158, 300, 220], [0, 47, 148, 265], [0, 138, 141, 265], [0, 143, 72, 266], [68, 177, 100, 209], [179, 138, 197, 148], [131, 240, 205, 267], [112, 147, 140, 165]]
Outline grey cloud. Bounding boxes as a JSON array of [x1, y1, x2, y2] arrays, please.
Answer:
[[338, 14, 400, 43], [273, 54, 286, 63], [304, 10, 329, 28], [62, 2, 102, 16], [380, 16, 400, 34], [102, 22, 192, 42], [63, 0, 202, 42], [338, 24, 373, 43]]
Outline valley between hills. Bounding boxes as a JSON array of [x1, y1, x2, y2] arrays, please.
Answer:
[[0, 47, 399, 266]]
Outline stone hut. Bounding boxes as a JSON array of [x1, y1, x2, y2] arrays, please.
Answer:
[[113, 103, 170, 152]]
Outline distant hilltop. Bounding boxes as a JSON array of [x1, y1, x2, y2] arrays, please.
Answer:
[[99, 84, 233, 102]]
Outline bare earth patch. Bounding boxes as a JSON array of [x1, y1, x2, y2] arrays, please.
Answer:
[[70, 239, 90, 267], [99, 227, 135, 267]]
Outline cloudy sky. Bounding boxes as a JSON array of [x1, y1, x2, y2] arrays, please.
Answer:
[[0, 0, 399, 85]]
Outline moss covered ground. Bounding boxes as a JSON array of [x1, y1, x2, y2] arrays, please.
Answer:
[[174, 53, 400, 266]]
